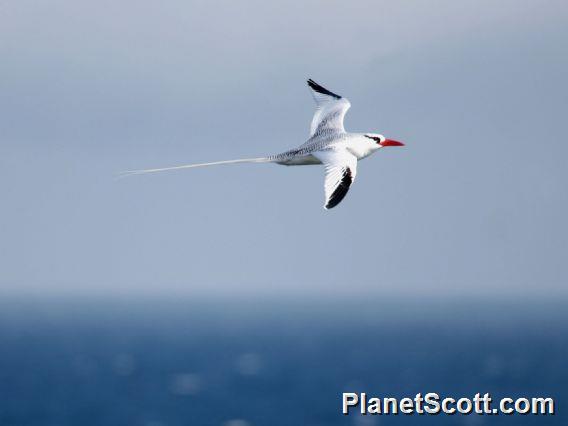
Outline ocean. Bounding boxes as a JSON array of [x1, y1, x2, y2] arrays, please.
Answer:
[[0, 297, 566, 425]]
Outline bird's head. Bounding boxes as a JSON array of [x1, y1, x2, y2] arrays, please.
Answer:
[[364, 133, 405, 148]]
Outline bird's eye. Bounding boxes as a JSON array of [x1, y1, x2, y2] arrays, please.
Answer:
[[364, 135, 382, 144]]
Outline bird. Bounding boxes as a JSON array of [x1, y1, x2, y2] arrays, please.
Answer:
[[122, 79, 404, 209]]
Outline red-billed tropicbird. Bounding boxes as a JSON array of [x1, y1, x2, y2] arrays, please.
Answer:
[[123, 79, 404, 209]]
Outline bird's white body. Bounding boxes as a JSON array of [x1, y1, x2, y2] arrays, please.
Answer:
[[122, 79, 403, 209], [275, 134, 379, 166]]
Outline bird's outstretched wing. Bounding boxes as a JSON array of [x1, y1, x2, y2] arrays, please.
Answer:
[[307, 79, 351, 137], [314, 149, 358, 209]]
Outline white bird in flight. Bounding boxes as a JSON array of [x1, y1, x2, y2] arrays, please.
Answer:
[[123, 79, 404, 209]]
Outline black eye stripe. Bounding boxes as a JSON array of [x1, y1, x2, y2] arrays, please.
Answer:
[[364, 135, 381, 143]]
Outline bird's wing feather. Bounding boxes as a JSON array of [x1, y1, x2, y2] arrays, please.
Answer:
[[307, 79, 351, 137], [314, 149, 358, 209]]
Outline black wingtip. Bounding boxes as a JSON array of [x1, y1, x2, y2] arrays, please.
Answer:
[[307, 79, 341, 99], [325, 167, 353, 209]]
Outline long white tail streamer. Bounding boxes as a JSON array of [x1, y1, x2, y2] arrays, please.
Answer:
[[118, 157, 272, 178]]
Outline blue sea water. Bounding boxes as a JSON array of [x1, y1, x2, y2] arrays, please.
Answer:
[[0, 297, 566, 426]]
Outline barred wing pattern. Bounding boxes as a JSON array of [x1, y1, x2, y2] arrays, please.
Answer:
[[307, 79, 351, 137], [314, 149, 358, 209]]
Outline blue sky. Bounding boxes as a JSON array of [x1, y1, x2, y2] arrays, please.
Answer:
[[1, 0, 567, 299]]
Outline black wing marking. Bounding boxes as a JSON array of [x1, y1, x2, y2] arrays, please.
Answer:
[[307, 79, 342, 100], [325, 167, 353, 209]]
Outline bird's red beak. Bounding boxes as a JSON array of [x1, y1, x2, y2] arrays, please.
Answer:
[[380, 139, 405, 147]]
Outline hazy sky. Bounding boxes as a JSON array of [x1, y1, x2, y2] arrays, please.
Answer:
[[1, 0, 567, 299]]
